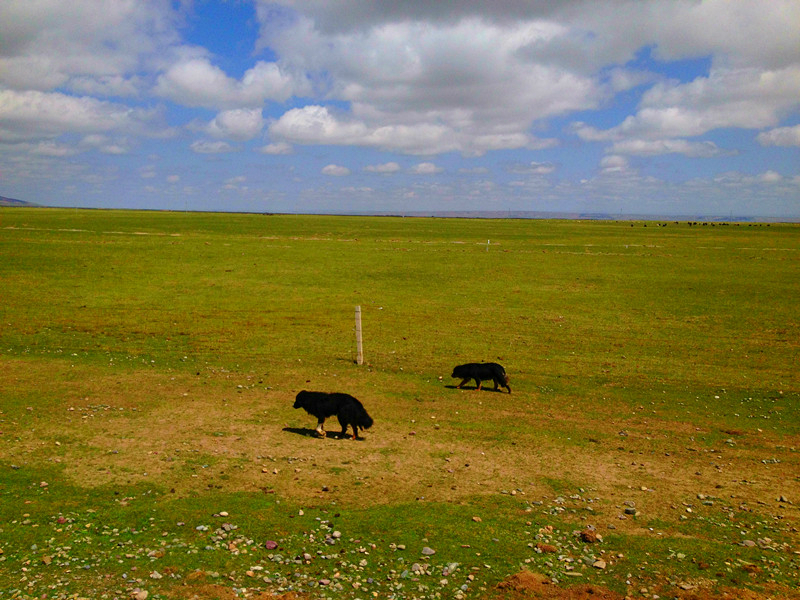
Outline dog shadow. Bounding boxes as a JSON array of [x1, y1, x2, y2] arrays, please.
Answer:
[[444, 385, 507, 393], [283, 427, 363, 440], [283, 427, 321, 438]]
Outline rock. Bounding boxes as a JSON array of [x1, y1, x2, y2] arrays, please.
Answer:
[[778, 495, 790, 503], [592, 559, 607, 569], [422, 546, 436, 556], [443, 562, 459, 576], [536, 543, 558, 553], [580, 529, 601, 543], [741, 540, 756, 547], [472, 516, 482, 522], [132, 590, 148, 600], [265, 540, 278, 550]]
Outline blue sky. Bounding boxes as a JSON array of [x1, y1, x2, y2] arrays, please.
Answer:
[[1, 0, 799, 218]]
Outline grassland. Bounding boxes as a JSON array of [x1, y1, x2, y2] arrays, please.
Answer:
[[0, 208, 798, 600]]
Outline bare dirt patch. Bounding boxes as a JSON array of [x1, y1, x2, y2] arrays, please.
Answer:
[[483, 570, 800, 600]]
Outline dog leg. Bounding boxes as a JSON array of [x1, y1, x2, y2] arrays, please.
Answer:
[[316, 419, 326, 438], [457, 379, 469, 389]]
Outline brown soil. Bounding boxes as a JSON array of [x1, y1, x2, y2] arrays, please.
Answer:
[[483, 570, 800, 600], [2, 359, 798, 600]]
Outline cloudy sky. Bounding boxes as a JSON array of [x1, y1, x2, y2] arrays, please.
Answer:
[[1, 0, 799, 218]]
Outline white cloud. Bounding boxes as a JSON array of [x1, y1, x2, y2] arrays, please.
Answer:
[[0, 0, 180, 92], [610, 139, 731, 158], [365, 162, 401, 174], [713, 170, 790, 186], [576, 67, 800, 143], [263, 14, 600, 154], [758, 125, 800, 147], [322, 164, 350, 176], [166, 174, 180, 183], [154, 58, 303, 109], [510, 161, 557, 175], [410, 162, 443, 175], [31, 141, 79, 157], [203, 108, 265, 141], [0, 89, 164, 142], [270, 105, 548, 155], [270, 105, 369, 144], [759, 170, 783, 184], [68, 75, 141, 98], [599, 155, 629, 174], [260, 1, 800, 160], [80, 134, 131, 155], [258, 142, 293, 155], [190, 140, 235, 154]]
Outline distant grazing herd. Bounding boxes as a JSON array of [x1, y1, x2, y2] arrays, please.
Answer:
[[293, 362, 510, 440]]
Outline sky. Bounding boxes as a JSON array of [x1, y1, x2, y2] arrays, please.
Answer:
[[1, 0, 799, 218]]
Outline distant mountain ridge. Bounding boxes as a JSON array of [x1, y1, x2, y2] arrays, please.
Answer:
[[0, 197, 796, 222], [0, 195, 36, 207]]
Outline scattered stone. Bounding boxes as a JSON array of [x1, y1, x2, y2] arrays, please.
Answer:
[[741, 540, 756, 547], [132, 590, 148, 600], [422, 546, 436, 556], [580, 529, 601, 543], [472, 516, 482, 522], [592, 559, 607, 569], [265, 540, 278, 550], [536, 543, 558, 553]]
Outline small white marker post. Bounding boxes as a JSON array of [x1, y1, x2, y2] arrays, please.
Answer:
[[355, 305, 364, 365], [486, 239, 490, 252]]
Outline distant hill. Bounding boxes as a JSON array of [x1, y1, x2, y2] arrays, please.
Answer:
[[0, 195, 37, 207]]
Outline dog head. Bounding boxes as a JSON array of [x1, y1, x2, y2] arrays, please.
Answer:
[[451, 364, 468, 379], [293, 391, 308, 409]]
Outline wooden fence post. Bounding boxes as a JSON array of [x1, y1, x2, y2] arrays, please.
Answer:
[[355, 305, 364, 365]]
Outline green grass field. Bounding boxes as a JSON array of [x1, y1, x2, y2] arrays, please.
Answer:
[[1, 208, 798, 600]]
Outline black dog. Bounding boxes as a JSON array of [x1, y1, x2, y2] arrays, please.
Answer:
[[293, 391, 374, 440], [451, 362, 511, 393]]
